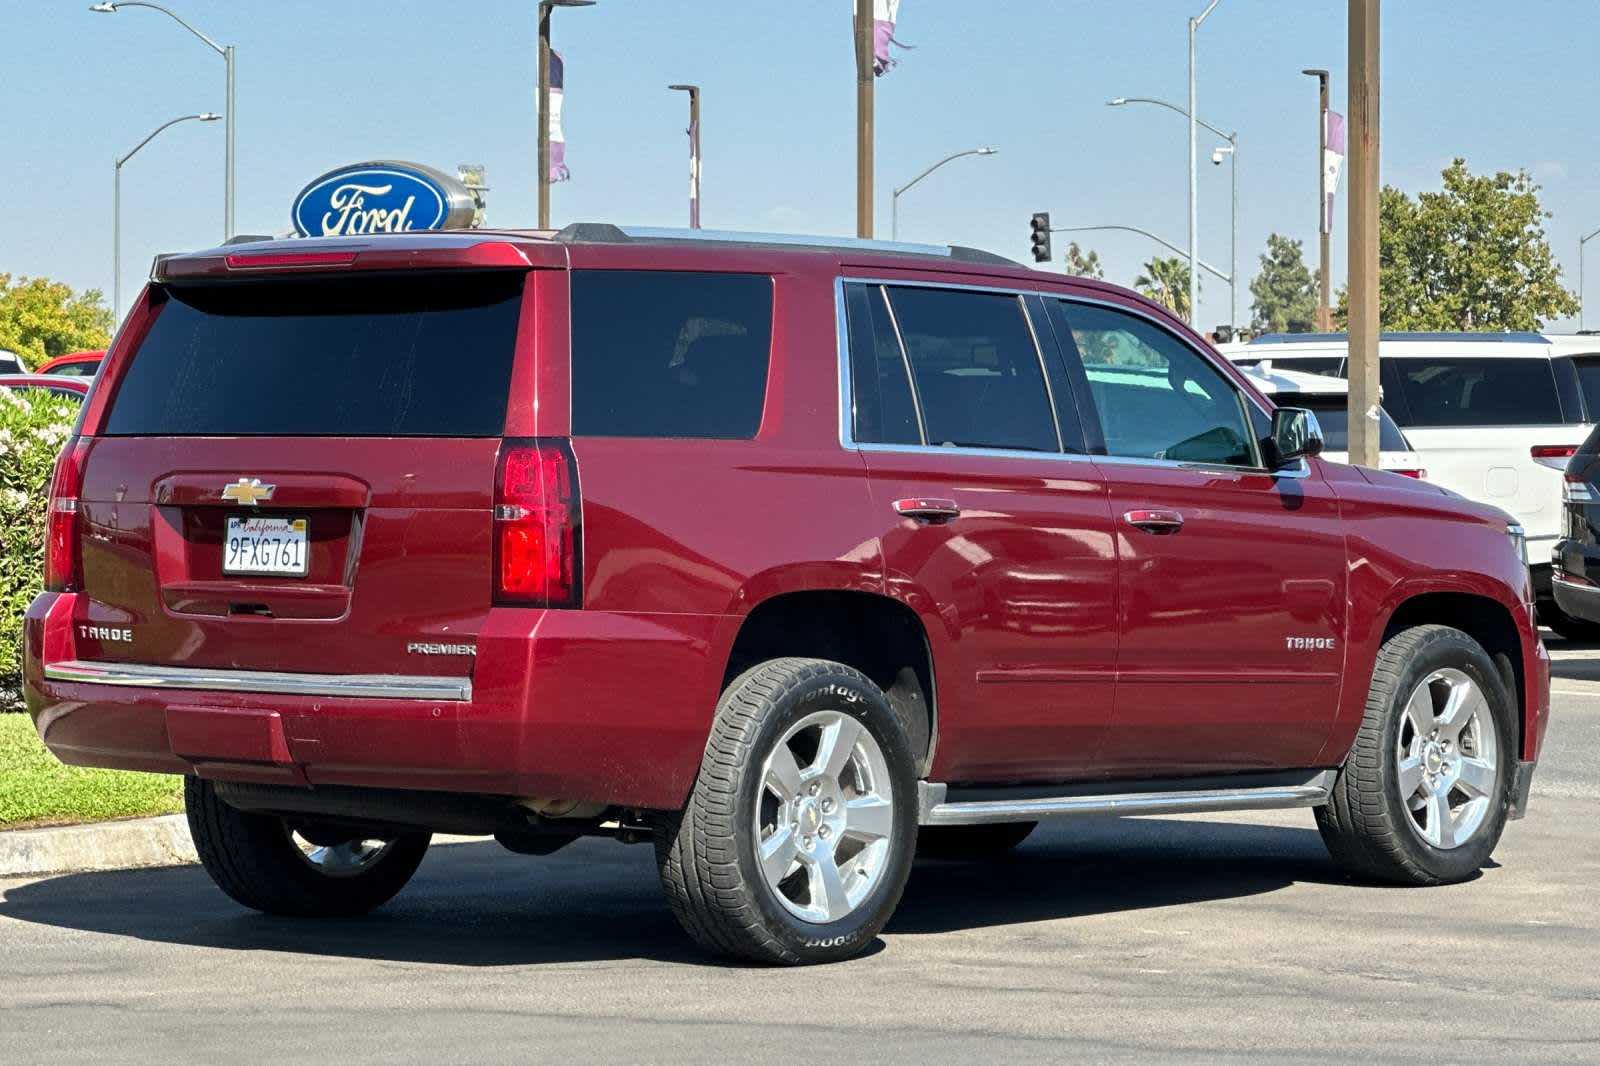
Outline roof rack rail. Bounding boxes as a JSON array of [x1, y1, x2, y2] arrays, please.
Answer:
[[1249, 330, 1549, 345], [552, 223, 1018, 266]]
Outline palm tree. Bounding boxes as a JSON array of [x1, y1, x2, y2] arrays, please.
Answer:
[[1134, 256, 1195, 319]]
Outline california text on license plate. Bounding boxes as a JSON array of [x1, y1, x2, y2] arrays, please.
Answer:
[[224, 516, 309, 576]]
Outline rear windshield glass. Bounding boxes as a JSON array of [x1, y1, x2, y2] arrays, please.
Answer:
[[1385, 357, 1562, 428], [1237, 355, 1345, 377], [570, 270, 772, 439], [104, 273, 522, 437], [1280, 394, 1407, 451]]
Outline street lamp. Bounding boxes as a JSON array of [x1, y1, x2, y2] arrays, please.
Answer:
[[114, 113, 220, 321], [1053, 224, 1231, 286], [1108, 97, 1237, 332], [891, 148, 997, 241], [90, 2, 236, 240], [1187, 0, 1222, 326], [668, 84, 701, 229], [1582, 226, 1600, 331], [538, 0, 596, 229]]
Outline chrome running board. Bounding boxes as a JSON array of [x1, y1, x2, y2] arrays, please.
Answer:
[[917, 770, 1337, 826]]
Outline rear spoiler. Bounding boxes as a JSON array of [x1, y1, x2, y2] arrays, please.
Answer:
[[152, 238, 552, 282]]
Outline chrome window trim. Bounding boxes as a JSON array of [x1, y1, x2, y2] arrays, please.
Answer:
[[1017, 293, 1067, 451], [877, 285, 929, 445], [43, 660, 472, 702], [835, 276, 1310, 479]]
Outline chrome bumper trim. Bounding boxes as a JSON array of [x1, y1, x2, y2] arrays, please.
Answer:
[[917, 771, 1336, 825], [43, 659, 471, 702]]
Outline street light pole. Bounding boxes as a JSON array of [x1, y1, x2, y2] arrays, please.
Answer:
[[113, 113, 219, 321], [1053, 224, 1232, 286], [1581, 226, 1600, 331], [891, 147, 997, 241], [668, 84, 702, 228], [1107, 97, 1236, 332], [537, 0, 595, 230], [1303, 69, 1331, 329], [1187, 0, 1221, 327], [90, 2, 235, 239]]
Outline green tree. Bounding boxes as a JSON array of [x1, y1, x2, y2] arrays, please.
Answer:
[[1250, 233, 1319, 334], [0, 274, 113, 370], [1134, 256, 1194, 319], [1063, 241, 1103, 279], [1334, 159, 1578, 330]]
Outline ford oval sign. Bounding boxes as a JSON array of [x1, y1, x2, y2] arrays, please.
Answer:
[[292, 161, 475, 237]]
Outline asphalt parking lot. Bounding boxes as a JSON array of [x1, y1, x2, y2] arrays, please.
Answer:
[[3, 641, 1597, 1066]]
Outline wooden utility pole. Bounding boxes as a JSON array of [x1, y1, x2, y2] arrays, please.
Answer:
[[537, 4, 552, 229], [1347, 0, 1381, 467], [854, 1, 875, 238]]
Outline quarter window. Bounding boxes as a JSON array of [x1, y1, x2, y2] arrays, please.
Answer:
[[571, 270, 773, 439], [883, 287, 1059, 453], [1059, 302, 1257, 467]]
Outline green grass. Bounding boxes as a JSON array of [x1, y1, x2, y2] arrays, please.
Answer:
[[0, 713, 183, 829]]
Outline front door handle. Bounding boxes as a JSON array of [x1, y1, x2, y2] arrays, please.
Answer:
[[894, 498, 961, 522], [1123, 509, 1185, 534]]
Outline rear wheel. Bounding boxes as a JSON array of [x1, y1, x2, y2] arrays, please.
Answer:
[[655, 658, 918, 965], [185, 777, 431, 917], [917, 822, 1036, 860], [1316, 625, 1512, 885]]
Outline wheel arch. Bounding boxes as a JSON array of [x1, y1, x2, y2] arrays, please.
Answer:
[[722, 589, 938, 776], [1377, 589, 1526, 758]]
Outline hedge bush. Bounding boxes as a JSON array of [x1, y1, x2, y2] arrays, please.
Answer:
[[1, 388, 76, 709]]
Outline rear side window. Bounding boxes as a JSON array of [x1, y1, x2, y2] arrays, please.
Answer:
[[1567, 355, 1600, 424], [1385, 357, 1562, 428], [571, 270, 772, 439], [105, 273, 522, 437], [844, 284, 921, 445], [884, 286, 1059, 452]]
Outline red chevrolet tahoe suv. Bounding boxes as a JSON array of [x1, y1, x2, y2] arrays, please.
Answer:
[[24, 226, 1549, 964]]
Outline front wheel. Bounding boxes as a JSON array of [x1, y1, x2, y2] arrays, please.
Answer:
[[185, 777, 431, 917], [1316, 625, 1513, 885], [655, 658, 919, 964]]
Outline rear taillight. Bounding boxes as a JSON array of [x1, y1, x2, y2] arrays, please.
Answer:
[[1393, 468, 1427, 479], [1532, 444, 1579, 471], [44, 437, 90, 592], [493, 438, 581, 607], [1565, 471, 1593, 502]]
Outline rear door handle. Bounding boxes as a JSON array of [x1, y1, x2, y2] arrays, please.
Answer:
[[894, 498, 961, 522], [1123, 509, 1185, 534]]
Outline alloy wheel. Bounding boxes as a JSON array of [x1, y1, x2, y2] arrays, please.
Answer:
[[753, 710, 896, 924], [1395, 668, 1499, 850]]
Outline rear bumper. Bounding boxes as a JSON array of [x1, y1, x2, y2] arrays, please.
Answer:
[[1552, 539, 1600, 622], [23, 591, 730, 811]]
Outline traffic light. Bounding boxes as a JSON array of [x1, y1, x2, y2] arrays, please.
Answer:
[[1029, 212, 1052, 263]]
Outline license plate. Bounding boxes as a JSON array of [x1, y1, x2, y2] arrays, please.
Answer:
[[224, 516, 309, 577]]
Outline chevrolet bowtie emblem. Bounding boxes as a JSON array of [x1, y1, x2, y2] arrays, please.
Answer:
[[220, 477, 276, 506]]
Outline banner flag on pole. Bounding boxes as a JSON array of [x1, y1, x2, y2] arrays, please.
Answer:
[[548, 50, 570, 183], [858, 0, 912, 76], [1322, 109, 1345, 233]]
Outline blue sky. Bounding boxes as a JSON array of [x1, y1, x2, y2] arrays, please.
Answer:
[[6, 1, 1598, 331]]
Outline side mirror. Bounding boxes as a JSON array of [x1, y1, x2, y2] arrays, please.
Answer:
[[1270, 406, 1324, 469]]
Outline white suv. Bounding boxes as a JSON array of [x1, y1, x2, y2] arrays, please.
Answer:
[[1239, 364, 1423, 477], [1228, 332, 1597, 618]]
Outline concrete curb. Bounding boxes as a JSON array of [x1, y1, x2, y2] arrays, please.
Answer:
[[0, 814, 196, 879]]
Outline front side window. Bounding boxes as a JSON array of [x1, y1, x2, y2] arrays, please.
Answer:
[[1060, 302, 1257, 467], [571, 270, 773, 439], [884, 286, 1059, 452], [1383, 357, 1562, 428]]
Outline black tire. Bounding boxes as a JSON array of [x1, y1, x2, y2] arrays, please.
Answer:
[[655, 657, 919, 965], [185, 777, 431, 917], [917, 822, 1036, 860], [1315, 625, 1513, 885]]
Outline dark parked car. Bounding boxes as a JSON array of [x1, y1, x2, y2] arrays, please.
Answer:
[[24, 226, 1549, 964]]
